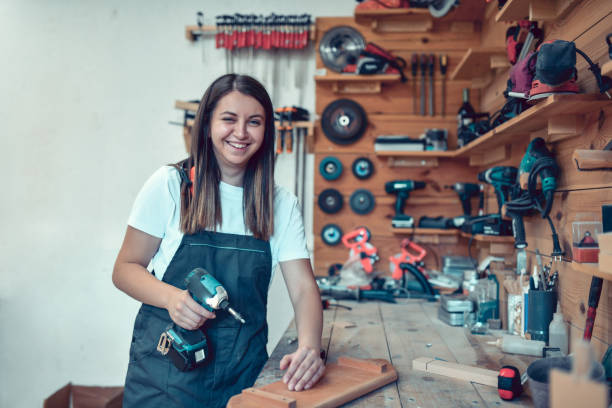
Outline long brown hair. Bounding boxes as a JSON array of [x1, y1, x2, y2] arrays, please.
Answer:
[[177, 74, 275, 240]]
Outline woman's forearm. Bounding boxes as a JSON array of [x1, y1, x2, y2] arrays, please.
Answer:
[[112, 261, 180, 310]]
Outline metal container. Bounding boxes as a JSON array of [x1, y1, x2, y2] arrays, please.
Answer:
[[438, 307, 470, 326], [440, 293, 474, 312]]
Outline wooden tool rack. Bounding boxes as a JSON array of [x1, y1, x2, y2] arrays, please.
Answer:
[[313, 0, 612, 361]]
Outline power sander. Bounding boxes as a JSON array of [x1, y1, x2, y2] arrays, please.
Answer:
[[461, 166, 517, 236], [157, 268, 245, 371], [385, 180, 426, 228]]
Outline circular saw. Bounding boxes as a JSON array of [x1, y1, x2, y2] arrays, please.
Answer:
[[319, 26, 366, 72]]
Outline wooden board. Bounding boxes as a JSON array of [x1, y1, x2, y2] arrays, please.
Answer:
[[228, 357, 397, 408]]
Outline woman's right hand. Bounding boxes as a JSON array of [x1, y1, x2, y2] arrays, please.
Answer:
[[166, 288, 216, 330]]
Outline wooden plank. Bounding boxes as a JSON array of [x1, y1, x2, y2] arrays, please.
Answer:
[[256, 309, 337, 388], [411, 357, 499, 387], [239, 388, 296, 408], [572, 149, 612, 170], [326, 302, 401, 407], [379, 300, 488, 407], [450, 47, 507, 81], [495, 0, 531, 22], [420, 301, 537, 407], [230, 357, 398, 408]]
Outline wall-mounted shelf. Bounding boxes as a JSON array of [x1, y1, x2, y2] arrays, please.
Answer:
[[450, 47, 508, 86], [454, 94, 610, 165], [495, 0, 580, 23], [571, 261, 611, 281], [352, 95, 608, 167], [315, 73, 401, 94], [461, 232, 515, 243], [392, 228, 459, 244], [375, 150, 456, 158], [572, 149, 612, 171], [354, 8, 432, 33]]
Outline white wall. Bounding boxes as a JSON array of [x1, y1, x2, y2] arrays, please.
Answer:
[[0, 1, 352, 406]]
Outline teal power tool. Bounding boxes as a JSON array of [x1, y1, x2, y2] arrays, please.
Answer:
[[157, 268, 245, 371], [461, 166, 517, 236], [504, 137, 563, 260], [385, 180, 426, 228]]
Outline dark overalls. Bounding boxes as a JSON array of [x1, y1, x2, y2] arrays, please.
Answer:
[[123, 228, 272, 408]]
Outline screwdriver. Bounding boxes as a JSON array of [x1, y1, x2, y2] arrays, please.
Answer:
[[420, 54, 427, 116], [428, 54, 435, 116], [439, 54, 448, 117], [411, 54, 418, 115]]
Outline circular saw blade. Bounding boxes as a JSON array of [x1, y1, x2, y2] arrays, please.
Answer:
[[319, 26, 366, 72], [321, 99, 367, 145]]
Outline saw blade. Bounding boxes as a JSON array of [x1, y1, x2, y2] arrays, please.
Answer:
[[319, 26, 365, 72]]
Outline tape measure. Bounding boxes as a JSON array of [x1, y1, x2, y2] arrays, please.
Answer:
[[319, 156, 343, 180], [497, 365, 523, 401]]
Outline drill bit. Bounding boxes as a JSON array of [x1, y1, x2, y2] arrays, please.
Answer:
[[227, 307, 246, 324]]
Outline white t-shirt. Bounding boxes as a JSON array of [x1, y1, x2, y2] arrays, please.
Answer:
[[127, 166, 310, 281]]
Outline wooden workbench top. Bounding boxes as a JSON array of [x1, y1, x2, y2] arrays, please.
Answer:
[[256, 299, 537, 407]]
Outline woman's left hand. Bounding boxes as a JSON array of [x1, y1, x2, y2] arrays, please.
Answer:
[[279, 345, 325, 391]]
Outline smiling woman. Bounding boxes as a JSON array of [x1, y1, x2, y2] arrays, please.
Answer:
[[210, 91, 266, 185], [112, 73, 324, 408]]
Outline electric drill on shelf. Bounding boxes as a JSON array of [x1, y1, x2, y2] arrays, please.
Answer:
[[385, 180, 426, 228], [157, 268, 246, 371], [461, 166, 517, 236]]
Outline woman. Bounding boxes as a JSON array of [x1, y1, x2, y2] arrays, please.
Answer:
[[113, 73, 324, 408]]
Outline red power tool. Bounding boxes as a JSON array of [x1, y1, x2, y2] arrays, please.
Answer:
[[341, 227, 379, 274], [389, 238, 426, 280]]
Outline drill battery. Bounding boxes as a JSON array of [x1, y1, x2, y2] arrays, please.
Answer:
[[157, 324, 209, 372]]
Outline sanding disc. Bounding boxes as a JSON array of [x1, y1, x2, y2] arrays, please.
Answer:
[[352, 157, 374, 180], [349, 189, 376, 215], [318, 188, 343, 214], [321, 99, 368, 145], [319, 26, 366, 72], [319, 156, 343, 180], [321, 224, 343, 246]]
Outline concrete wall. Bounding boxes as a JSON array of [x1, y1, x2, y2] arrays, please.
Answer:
[[0, 1, 352, 406]]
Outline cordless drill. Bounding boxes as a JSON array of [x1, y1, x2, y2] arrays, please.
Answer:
[[157, 268, 245, 371], [461, 166, 517, 236], [385, 180, 426, 228], [446, 182, 482, 216]]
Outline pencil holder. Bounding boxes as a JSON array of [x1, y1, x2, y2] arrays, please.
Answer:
[[527, 290, 557, 343]]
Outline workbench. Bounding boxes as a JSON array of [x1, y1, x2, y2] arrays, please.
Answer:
[[256, 299, 538, 408]]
